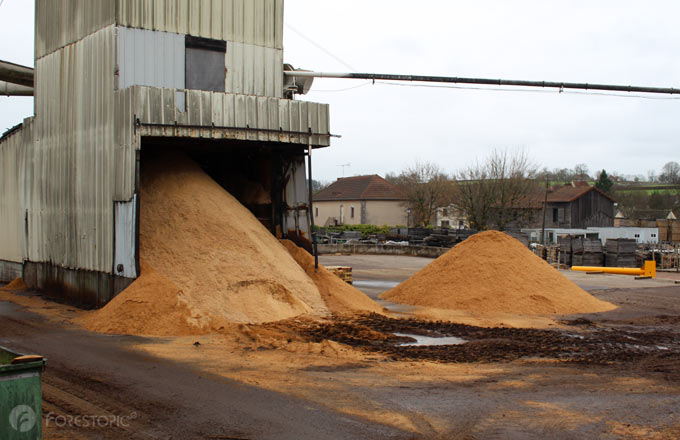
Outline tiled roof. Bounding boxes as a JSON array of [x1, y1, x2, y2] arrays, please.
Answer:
[[314, 175, 407, 201], [546, 184, 616, 203], [521, 182, 616, 208]]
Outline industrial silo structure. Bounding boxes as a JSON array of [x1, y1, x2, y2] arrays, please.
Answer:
[[0, 0, 330, 307]]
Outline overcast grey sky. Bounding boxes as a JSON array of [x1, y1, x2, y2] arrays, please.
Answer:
[[2, 1, 679, 182]]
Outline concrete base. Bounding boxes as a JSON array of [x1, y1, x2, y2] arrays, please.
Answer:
[[23, 261, 134, 309], [318, 244, 448, 259], [0, 260, 23, 283]]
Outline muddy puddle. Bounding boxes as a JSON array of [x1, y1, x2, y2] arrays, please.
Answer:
[[395, 333, 466, 346], [296, 314, 680, 369], [352, 280, 400, 290]]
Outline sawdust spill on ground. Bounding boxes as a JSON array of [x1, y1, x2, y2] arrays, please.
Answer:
[[280, 240, 384, 316], [78, 263, 236, 337], [381, 231, 616, 315], [0, 278, 26, 291]]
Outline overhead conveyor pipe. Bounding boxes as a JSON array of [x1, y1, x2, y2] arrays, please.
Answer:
[[0, 60, 34, 88], [0, 80, 33, 96], [283, 71, 680, 95]]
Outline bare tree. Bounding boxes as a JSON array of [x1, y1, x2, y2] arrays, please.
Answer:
[[453, 149, 538, 231], [391, 162, 451, 226], [573, 163, 591, 180], [647, 170, 658, 183], [660, 161, 680, 184]]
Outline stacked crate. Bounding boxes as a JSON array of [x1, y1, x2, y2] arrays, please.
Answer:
[[605, 239, 637, 268], [572, 237, 604, 266], [325, 266, 353, 284]]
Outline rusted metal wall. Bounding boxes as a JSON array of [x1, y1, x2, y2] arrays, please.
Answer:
[[0, 119, 33, 264], [32, 26, 117, 274], [117, 0, 284, 49], [35, 0, 116, 59]]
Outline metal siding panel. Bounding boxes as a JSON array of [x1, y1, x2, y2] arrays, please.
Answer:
[[201, 91, 213, 127], [115, 0, 281, 48], [0, 125, 31, 263], [118, 27, 185, 90], [189, 0, 201, 37], [232, 0, 245, 44], [275, 0, 284, 49], [243, 44, 255, 95], [256, 96, 268, 140], [274, 49, 283, 97], [243, 0, 255, 46], [253, 0, 265, 47], [154, 0, 165, 31], [222, 0, 234, 41], [35, 0, 116, 59], [289, 100, 300, 144], [246, 95, 258, 140], [201, 0, 213, 38], [278, 99, 291, 143], [308, 102, 319, 145], [212, 0, 224, 41], [267, 97, 279, 142], [33, 26, 116, 273], [264, 0, 275, 48], [254, 45, 266, 96], [114, 197, 138, 278]]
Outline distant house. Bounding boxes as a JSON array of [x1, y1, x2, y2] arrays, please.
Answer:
[[539, 181, 616, 229], [434, 204, 469, 229], [313, 175, 408, 226]]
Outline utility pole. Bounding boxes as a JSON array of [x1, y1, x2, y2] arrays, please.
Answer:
[[540, 173, 550, 245]]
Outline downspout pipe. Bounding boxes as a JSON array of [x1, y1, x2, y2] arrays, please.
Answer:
[[0, 80, 33, 96]]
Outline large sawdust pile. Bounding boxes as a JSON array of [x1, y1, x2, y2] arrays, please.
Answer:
[[83, 149, 330, 335], [381, 231, 616, 315], [280, 240, 384, 316], [79, 262, 217, 336]]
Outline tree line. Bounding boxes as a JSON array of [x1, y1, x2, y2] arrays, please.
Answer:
[[313, 155, 679, 228]]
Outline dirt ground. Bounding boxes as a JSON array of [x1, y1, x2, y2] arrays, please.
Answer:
[[2, 255, 680, 439]]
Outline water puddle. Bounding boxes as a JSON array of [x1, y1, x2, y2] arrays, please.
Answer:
[[353, 280, 400, 289], [394, 333, 467, 347]]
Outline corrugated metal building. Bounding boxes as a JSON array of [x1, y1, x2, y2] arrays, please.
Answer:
[[0, 0, 331, 306]]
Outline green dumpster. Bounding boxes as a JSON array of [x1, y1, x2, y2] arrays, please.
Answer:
[[0, 346, 46, 440]]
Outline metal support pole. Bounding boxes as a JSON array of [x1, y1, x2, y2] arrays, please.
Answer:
[[540, 175, 549, 245], [307, 129, 319, 271]]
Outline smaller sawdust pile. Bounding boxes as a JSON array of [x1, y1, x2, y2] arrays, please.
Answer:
[[280, 240, 384, 316], [381, 231, 616, 315], [0, 278, 26, 292], [79, 263, 223, 337]]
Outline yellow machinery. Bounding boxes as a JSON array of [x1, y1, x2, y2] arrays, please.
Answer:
[[571, 261, 656, 278]]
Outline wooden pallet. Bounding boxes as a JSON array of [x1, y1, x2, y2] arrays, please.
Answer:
[[325, 266, 353, 284]]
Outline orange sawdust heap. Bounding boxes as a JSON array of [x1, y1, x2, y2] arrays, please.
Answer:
[[280, 240, 384, 316], [381, 231, 616, 315], [79, 262, 218, 336], [0, 278, 26, 292], [83, 149, 334, 336]]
